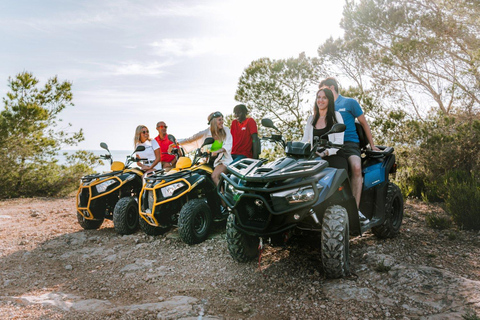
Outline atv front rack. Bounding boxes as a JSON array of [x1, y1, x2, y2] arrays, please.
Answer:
[[227, 158, 328, 183]]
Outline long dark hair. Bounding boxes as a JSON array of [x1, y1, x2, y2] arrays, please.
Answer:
[[311, 87, 337, 130]]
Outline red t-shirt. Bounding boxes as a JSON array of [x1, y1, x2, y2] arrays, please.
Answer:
[[155, 135, 175, 163], [231, 117, 258, 158]]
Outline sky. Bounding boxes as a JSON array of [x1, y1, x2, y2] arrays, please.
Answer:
[[0, 0, 344, 150]]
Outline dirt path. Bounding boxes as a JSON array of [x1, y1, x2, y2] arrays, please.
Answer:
[[0, 197, 479, 319]]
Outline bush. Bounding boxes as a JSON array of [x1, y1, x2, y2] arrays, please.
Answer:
[[425, 212, 452, 230], [444, 171, 480, 231]]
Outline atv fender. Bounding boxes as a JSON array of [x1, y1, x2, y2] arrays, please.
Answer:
[[319, 168, 361, 236]]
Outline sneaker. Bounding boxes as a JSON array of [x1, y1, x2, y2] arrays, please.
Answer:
[[358, 211, 370, 225], [220, 205, 229, 216]]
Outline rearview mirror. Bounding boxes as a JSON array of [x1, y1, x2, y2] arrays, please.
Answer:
[[100, 142, 109, 151], [134, 145, 146, 152], [329, 123, 346, 134], [261, 118, 281, 133], [168, 134, 176, 143], [202, 137, 215, 147]]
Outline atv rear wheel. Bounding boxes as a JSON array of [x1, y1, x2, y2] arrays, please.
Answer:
[[139, 216, 169, 236], [321, 205, 350, 279], [113, 197, 139, 235], [372, 182, 404, 239], [77, 213, 104, 230], [226, 214, 259, 262], [178, 199, 212, 245]]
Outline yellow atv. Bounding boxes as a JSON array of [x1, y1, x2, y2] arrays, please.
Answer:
[[76, 142, 147, 234], [138, 137, 227, 244]]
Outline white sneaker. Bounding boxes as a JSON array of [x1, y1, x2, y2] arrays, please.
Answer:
[[358, 211, 370, 225]]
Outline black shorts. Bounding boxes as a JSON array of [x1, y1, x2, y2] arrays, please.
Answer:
[[339, 141, 361, 159]]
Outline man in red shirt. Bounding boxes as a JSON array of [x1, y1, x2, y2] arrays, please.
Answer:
[[230, 104, 259, 163], [154, 121, 177, 171]]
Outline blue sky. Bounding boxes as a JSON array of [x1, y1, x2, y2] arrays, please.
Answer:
[[0, 0, 344, 150]]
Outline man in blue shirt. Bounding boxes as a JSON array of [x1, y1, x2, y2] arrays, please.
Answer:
[[319, 77, 380, 225]]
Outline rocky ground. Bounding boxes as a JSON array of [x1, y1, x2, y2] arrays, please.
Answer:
[[0, 197, 479, 320]]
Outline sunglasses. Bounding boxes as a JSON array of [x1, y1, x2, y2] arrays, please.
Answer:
[[157, 125, 168, 129], [142, 130, 149, 134], [208, 111, 223, 124]]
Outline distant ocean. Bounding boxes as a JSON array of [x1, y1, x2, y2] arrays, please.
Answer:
[[58, 150, 138, 173]]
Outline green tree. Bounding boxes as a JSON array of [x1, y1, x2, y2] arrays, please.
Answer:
[[332, 0, 480, 117], [235, 53, 325, 143], [0, 72, 99, 198]]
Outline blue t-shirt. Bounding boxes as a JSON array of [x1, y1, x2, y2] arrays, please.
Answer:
[[335, 95, 364, 143]]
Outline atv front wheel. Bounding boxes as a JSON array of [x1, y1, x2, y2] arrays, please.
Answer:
[[226, 214, 259, 262], [321, 205, 350, 279], [77, 213, 104, 230], [178, 199, 212, 245], [372, 182, 404, 239], [113, 197, 139, 235], [139, 216, 169, 236]]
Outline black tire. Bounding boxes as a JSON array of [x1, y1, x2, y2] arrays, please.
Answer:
[[321, 205, 350, 279], [226, 213, 259, 262], [178, 199, 213, 245], [139, 216, 169, 236], [372, 182, 404, 239], [77, 213, 104, 230], [113, 197, 139, 235]]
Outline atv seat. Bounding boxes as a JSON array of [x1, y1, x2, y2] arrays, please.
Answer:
[[355, 122, 394, 158]]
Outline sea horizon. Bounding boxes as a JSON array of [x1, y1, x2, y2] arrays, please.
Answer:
[[57, 149, 137, 173]]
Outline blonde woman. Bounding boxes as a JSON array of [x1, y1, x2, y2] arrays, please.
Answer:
[[133, 125, 162, 173], [177, 111, 232, 185]]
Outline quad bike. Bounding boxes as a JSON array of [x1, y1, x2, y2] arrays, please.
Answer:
[[76, 142, 148, 235], [138, 137, 228, 244], [218, 119, 404, 278]]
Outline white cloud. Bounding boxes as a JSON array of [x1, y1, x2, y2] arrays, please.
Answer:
[[110, 60, 175, 76], [150, 37, 232, 57]]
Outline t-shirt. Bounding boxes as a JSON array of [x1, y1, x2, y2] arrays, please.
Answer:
[[135, 139, 162, 170], [334, 95, 363, 143], [231, 117, 258, 158], [155, 135, 175, 163]]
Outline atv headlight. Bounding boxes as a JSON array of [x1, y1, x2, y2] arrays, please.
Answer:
[[95, 179, 117, 194], [125, 174, 136, 182], [272, 187, 315, 204], [160, 182, 186, 198]]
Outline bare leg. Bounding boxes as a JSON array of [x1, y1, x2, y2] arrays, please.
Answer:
[[348, 155, 363, 208], [211, 164, 227, 186], [211, 164, 228, 209]]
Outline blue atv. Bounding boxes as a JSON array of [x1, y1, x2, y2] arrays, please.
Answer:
[[217, 119, 403, 278]]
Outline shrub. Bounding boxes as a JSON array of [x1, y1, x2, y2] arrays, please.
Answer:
[[444, 171, 480, 230], [374, 260, 392, 273], [425, 212, 452, 230]]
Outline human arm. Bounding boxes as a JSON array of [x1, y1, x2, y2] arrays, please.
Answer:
[[251, 133, 259, 159], [301, 116, 313, 143], [326, 112, 345, 156], [357, 114, 380, 151], [177, 128, 209, 154], [144, 139, 161, 171]]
